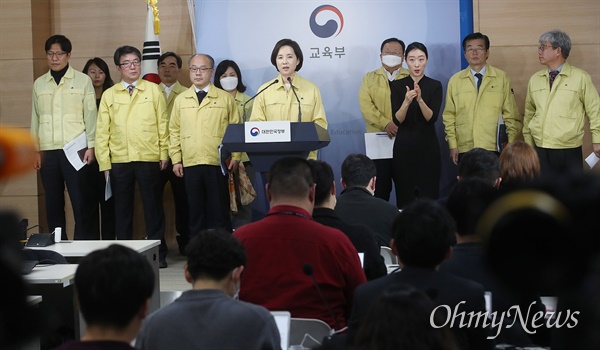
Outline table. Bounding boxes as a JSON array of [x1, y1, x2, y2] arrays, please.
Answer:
[[27, 240, 161, 312]]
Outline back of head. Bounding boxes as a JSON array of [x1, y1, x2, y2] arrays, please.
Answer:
[[308, 159, 334, 206], [393, 199, 456, 268], [354, 283, 458, 350], [447, 178, 498, 237], [268, 156, 314, 200], [186, 229, 246, 281], [499, 141, 540, 186], [341, 153, 376, 188], [75, 245, 154, 329], [458, 148, 500, 186]]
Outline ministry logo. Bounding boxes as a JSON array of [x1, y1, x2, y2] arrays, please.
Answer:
[[309, 5, 344, 38], [250, 127, 260, 137]]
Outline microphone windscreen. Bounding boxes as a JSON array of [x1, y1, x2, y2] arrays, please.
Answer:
[[273, 79, 279, 84], [302, 263, 314, 276]]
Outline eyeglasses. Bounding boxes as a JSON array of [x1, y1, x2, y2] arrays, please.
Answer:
[[538, 44, 555, 52], [381, 51, 402, 56], [465, 47, 486, 53], [190, 66, 213, 73], [118, 60, 141, 68], [46, 51, 67, 58]]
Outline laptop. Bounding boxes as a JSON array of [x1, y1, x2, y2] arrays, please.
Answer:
[[271, 311, 291, 350]]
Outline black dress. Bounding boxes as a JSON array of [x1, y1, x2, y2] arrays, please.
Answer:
[[390, 75, 442, 208]]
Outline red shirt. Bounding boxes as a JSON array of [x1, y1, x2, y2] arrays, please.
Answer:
[[234, 205, 366, 329]]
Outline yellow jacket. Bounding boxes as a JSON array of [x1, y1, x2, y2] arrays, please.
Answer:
[[359, 66, 409, 132], [169, 84, 241, 167], [443, 64, 522, 152], [31, 65, 97, 150], [161, 81, 188, 116], [95, 79, 169, 171], [250, 74, 327, 159], [524, 62, 600, 148]]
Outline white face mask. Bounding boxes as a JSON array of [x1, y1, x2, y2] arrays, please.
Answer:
[[381, 55, 403, 68], [220, 76, 238, 91]]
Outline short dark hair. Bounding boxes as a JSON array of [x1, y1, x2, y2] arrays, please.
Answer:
[[341, 154, 376, 188], [158, 51, 182, 69], [380, 38, 406, 54], [214, 59, 247, 93], [458, 148, 500, 186], [354, 284, 458, 350], [308, 159, 334, 206], [83, 57, 115, 92], [405, 42, 428, 59], [186, 229, 246, 281], [268, 156, 314, 199], [447, 179, 498, 237], [270, 38, 303, 72], [393, 199, 456, 268], [45, 35, 72, 53], [75, 245, 154, 329], [113, 45, 141, 66], [462, 32, 490, 51]]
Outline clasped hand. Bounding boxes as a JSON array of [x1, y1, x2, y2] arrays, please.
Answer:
[[404, 82, 422, 104]]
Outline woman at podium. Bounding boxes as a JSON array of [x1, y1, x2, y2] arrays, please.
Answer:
[[250, 38, 327, 159]]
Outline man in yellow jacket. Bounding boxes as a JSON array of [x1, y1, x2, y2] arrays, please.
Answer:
[[169, 54, 241, 234], [157, 51, 190, 255], [359, 38, 409, 201], [524, 29, 600, 174], [95, 45, 169, 267], [31, 35, 99, 240], [443, 32, 521, 165]]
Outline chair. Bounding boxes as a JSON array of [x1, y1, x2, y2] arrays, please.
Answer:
[[289, 318, 332, 349], [380, 246, 398, 265]]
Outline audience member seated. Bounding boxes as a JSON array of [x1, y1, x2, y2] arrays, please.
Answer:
[[234, 157, 366, 330], [347, 199, 493, 350], [54, 245, 155, 350], [309, 159, 387, 280], [335, 154, 400, 247], [499, 140, 540, 191], [439, 179, 549, 346], [353, 284, 459, 350], [135, 230, 281, 350], [458, 148, 502, 187]]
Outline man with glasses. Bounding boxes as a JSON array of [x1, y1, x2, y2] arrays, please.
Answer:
[[359, 38, 409, 201], [95, 45, 169, 267], [443, 32, 521, 165], [523, 29, 600, 174], [169, 54, 241, 234], [31, 34, 99, 240]]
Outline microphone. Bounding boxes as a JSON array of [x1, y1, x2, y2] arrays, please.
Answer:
[[287, 77, 302, 123], [242, 79, 279, 122], [303, 263, 339, 332]]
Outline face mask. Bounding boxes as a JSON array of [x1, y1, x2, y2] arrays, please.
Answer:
[[381, 55, 403, 67], [220, 76, 238, 91]]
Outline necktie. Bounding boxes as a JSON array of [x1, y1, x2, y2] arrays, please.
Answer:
[[196, 90, 207, 105], [127, 85, 134, 96], [549, 71, 559, 89], [475, 73, 483, 91]]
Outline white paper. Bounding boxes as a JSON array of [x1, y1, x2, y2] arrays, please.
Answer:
[[585, 152, 600, 169], [63, 132, 87, 171], [364, 132, 394, 159], [105, 173, 112, 201]]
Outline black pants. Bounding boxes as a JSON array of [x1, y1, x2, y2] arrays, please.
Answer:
[[535, 146, 583, 176], [373, 158, 393, 201], [87, 160, 115, 240], [39, 150, 99, 240], [184, 165, 232, 235], [111, 162, 166, 258], [159, 162, 190, 248]]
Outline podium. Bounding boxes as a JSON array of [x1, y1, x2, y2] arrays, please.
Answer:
[[222, 122, 330, 172]]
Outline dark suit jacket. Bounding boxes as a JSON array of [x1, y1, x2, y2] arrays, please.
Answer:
[[348, 266, 494, 350], [312, 208, 387, 280], [335, 186, 400, 247]]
